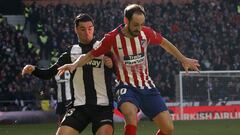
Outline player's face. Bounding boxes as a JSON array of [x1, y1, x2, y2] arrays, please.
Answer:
[[128, 13, 145, 37], [75, 21, 94, 44]]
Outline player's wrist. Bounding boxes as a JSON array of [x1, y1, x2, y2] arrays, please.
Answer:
[[179, 56, 187, 63]]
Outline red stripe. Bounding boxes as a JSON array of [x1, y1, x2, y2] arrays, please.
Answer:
[[145, 59, 149, 82], [144, 60, 154, 87], [130, 38, 139, 86], [138, 65, 144, 87], [130, 38, 137, 55], [138, 36, 145, 52], [119, 35, 130, 84], [112, 36, 121, 81]]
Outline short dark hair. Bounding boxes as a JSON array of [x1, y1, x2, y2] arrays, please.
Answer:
[[74, 13, 94, 27], [124, 4, 146, 21]]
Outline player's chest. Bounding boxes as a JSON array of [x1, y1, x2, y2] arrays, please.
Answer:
[[113, 36, 147, 65], [70, 45, 104, 68]]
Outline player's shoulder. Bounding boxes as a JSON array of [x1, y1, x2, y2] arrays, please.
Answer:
[[69, 44, 82, 54], [62, 44, 82, 56], [142, 26, 154, 33], [142, 26, 162, 37], [71, 44, 80, 49], [105, 24, 122, 37]]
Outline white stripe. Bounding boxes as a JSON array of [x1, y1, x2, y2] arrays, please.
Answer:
[[141, 31, 147, 43], [57, 83, 62, 102], [64, 72, 72, 100], [71, 45, 82, 62], [134, 37, 143, 87], [71, 45, 86, 105], [116, 34, 126, 83], [134, 37, 142, 54], [142, 66, 151, 88], [73, 67, 86, 106], [55, 75, 63, 102], [124, 37, 133, 55], [124, 37, 136, 87], [93, 56, 109, 106], [148, 75, 156, 88]]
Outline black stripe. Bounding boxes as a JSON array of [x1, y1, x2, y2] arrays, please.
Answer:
[[82, 45, 97, 105], [69, 70, 76, 108], [104, 66, 113, 107], [60, 74, 66, 103]]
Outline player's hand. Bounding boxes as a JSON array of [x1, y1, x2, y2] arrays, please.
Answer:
[[181, 58, 200, 73], [22, 65, 35, 76], [57, 63, 77, 76], [104, 56, 113, 68]]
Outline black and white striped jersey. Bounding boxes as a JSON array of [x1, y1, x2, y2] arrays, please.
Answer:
[[32, 39, 113, 107]]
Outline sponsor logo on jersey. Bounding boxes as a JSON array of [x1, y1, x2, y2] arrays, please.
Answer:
[[86, 59, 102, 68], [140, 39, 146, 46], [123, 53, 144, 65]]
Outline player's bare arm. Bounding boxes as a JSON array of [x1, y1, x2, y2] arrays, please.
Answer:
[[160, 38, 200, 73], [57, 52, 95, 76], [21, 65, 36, 75]]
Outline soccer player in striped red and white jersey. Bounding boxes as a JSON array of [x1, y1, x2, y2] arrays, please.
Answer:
[[58, 4, 200, 135]]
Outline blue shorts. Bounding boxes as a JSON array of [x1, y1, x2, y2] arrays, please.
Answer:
[[115, 84, 168, 120]]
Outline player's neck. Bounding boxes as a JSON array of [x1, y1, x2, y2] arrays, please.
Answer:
[[122, 26, 134, 38], [79, 39, 93, 45]]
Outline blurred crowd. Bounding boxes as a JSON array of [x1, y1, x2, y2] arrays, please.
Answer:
[[0, 0, 240, 111], [0, 14, 39, 111]]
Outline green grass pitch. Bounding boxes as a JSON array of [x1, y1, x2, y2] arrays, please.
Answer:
[[0, 120, 240, 135]]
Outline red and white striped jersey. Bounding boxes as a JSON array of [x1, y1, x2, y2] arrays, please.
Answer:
[[91, 24, 163, 89]]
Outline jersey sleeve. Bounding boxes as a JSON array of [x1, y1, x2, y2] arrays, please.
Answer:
[[56, 52, 71, 66], [144, 26, 163, 45], [32, 52, 70, 79], [91, 33, 113, 57]]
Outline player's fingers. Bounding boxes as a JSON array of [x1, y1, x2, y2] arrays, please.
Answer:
[[193, 60, 200, 66], [21, 69, 26, 76], [195, 63, 200, 67], [106, 61, 111, 65], [106, 61, 113, 68], [69, 67, 75, 73], [57, 69, 65, 76], [190, 62, 200, 70], [193, 59, 199, 63], [183, 65, 189, 75], [22, 66, 30, 76], [193, 66, 200, 73], [196, 67, 200, 73], [57, 65, 66, 70]]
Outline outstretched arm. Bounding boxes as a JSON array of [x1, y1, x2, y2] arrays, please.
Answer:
[[22, 64, 58, 79], [160, 38, 200, 73], [57, 52, 95, 76]]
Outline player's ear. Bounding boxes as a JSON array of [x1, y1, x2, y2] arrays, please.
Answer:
[[74, 27, 77, 34], [124, 17, 129, 25]]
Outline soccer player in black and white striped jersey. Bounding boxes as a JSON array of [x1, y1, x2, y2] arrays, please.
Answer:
[[22, 13, 114, 135]]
